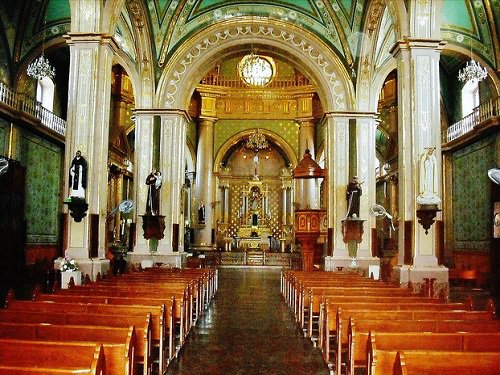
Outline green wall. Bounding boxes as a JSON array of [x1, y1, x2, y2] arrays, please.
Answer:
[[0, 120, 62, 244], [0, 118, 7, 155], [19, 131, 62, 244], [214, 119, 299, 160], [452, 136, 496, 251]]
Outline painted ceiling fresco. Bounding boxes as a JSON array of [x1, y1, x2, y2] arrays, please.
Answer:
[[0, 0, 497, 73]]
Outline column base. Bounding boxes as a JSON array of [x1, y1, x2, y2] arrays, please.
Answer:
[[325, 255, 380, 276], [127, 252, 187, 268], [60, 271, 82, 289], [392, 265, 449, 298], [54, 257, 110, 281]]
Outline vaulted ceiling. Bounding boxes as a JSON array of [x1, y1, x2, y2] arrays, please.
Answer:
[[0, 0, 498, 82]]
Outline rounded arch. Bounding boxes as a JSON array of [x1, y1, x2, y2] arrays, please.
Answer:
[[214, 128, 298, 174], [185, 137, 196, 175], [121, 0, 156, 109], [156, 18, 355, 112], [112, 50, 140, 98], [385, 0, 409, 40], [370, 61, 398, 111], [441, 44, 500, 96]]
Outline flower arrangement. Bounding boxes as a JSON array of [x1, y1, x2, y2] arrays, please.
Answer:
[[60, 256, 78, 272]]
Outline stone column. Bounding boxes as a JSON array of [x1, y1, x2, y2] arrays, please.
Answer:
[[62, 33, 117, 278], [222, 185, 230, 223], [323, 113, 350, 269], [130, 111, 155, 256], [157, 109, 189, 266], [194, 117, 216, 250], [355, 114, 379, 264], [281, 188, 287, 225], [390, 38, 448, 292]]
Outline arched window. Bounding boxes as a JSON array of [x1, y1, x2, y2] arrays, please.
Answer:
[[461, 79, 479, 117], [36, 76, 55, 112]]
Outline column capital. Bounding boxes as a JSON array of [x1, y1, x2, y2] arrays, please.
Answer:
[[390, 38, 447, 57], [65, 32, 119, 49], [133, 108, 191, 123], [199, 116, 218, 124], [295, 118, 316, 126], [321, 111, 378, 122]]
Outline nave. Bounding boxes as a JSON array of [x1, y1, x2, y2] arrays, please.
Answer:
[[166, 268, 328, 375]]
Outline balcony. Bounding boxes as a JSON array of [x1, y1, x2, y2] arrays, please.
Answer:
[[0, 81, 66, 140], [444, 96, 499, 147]]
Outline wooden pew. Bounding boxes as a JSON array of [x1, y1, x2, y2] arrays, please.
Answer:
[[0, 322, 136, 375], [58, 283, 189, 345], [368, 331, 500, 375], [0, 309, 152, 375], [316, 296, 462, 344], [305, 286, 415, 342], [33, 290, 177, 363], [392, 350, 500, 375], [5, 300, 167, 374], [324, 306, 494, 375], [348, 318, 500, 375], [0, 338, 106, 375]]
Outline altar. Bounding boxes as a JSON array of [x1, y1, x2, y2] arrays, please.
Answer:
[[236, 224, 272, 250], [238, 237, 263, 249]]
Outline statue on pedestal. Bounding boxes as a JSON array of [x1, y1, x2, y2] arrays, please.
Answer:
[[346, 176, 362, 218], [68, 150, 87, 199], [416, 147, 441, 206], [198, 202, 205, 224], [146, 169, 162, 215]]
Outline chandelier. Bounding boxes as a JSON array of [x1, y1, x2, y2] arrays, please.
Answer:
[[238, 53, 275, 87], [27, 54, 56, 80], [458, 59, 487, 83], [27, 16, 55, 81], [246, 129, 269, 151]]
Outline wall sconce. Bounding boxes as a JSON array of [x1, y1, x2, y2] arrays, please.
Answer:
[[416, 204, 441, 234]]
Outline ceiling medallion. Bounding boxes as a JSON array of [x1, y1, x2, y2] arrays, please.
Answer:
[[238, 53, 275, 87]]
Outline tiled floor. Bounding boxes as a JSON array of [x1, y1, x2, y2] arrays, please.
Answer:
[[165, 268, 329, 375]]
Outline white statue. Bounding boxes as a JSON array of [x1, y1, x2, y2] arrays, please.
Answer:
[[416, 147, 441, 205]]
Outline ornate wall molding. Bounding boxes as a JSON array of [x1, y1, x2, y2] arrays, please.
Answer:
[[157, 20, 354, 112]]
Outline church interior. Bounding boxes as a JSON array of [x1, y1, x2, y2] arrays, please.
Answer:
[[0, 0, 499, 373]]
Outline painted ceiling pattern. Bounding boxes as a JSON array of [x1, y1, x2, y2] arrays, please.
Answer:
[[0, 0, 497, 76]]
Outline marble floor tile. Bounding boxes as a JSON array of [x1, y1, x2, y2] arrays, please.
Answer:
[[165, 268, 329, 375]]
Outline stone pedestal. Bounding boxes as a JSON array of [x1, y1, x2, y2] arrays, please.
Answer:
[[61, 271, 82, 289], [392, 265, 449, 298], [55, 257, 110, 282], [127, 252, 187, 269]]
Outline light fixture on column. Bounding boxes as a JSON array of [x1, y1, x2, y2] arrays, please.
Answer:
[[27, 17, 55, 80], [458, 43, 487, 83], [245, 129, 269, 151]]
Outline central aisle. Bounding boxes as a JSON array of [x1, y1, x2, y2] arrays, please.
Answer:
[[165, 268, 329, 375]]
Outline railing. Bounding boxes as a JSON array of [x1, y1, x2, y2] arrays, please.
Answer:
[[200, 73, 311, 89], [447, 96, 499, 142], [0, 81, 66, 136]]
